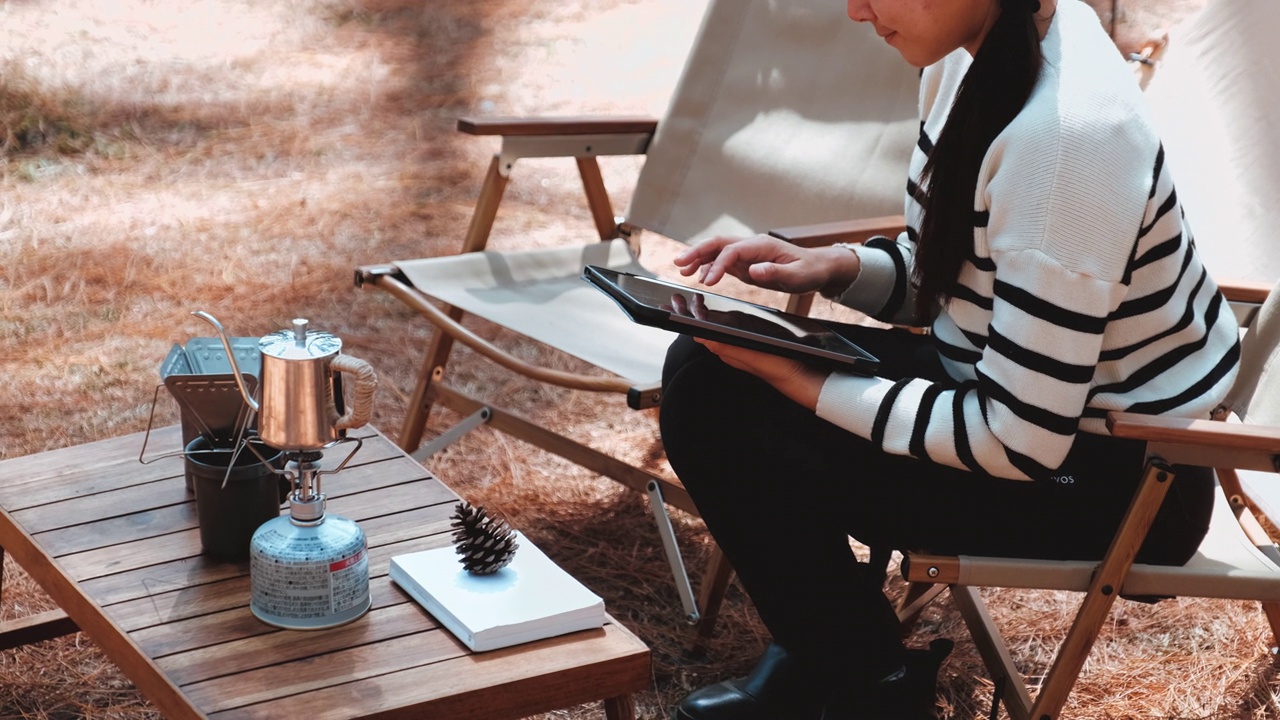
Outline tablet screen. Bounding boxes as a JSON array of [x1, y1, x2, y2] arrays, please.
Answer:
[[584, 266, 877, 369]]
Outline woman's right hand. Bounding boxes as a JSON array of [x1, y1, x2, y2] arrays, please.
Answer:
[[673, 234, 861, 295]]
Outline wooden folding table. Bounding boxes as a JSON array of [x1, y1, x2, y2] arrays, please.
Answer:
[[0, 425, 649, 719]]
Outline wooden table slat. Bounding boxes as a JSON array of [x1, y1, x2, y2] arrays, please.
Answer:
[[0, 425, 184, 489], [157, 601, 437, 686], [109, 564, 412, 634], [0, 453, 185, 512], [0, 503, 202, 719], [0, 429, 405, 509], [184, 623, 470, 712], [207, 623, 649, 720], [16, 451, 431, 537], [36, 499, 200, 557], [14, 476, 190, 535]]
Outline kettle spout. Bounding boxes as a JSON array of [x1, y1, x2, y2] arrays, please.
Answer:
[[191, 310, 261, 413]]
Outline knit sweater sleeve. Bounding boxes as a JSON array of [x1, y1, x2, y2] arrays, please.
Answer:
[[813, 83, 1158, 481]]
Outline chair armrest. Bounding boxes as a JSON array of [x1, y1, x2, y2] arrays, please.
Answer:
[[457, 116, 659, 137], [768, 215, 907, 248], [1106, 412, 1280, 453], [1106, 411, 1280, 472], [1216, 278, 1273, 305]]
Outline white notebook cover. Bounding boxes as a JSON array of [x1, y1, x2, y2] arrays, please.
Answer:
[[389, 531, 605, 652]]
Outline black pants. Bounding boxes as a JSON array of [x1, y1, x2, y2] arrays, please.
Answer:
[[658, 329, 1213, 689]]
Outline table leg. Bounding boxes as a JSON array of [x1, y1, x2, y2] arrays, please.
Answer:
[[604, 695, 635, 720]]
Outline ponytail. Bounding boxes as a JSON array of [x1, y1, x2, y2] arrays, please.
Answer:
[[913, 0, 1044, 313]]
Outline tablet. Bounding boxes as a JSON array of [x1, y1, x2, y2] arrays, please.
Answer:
[[582, 265, 879, 373]]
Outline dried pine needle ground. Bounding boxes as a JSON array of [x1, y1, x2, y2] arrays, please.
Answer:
[[1, 1, 1274, 718]]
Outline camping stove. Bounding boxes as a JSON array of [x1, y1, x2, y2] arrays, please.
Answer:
[[194, 311, 378, 630], [248, 448, 371, 629]]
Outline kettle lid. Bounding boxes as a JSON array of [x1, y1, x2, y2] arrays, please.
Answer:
[[260, 318, 341, 360]]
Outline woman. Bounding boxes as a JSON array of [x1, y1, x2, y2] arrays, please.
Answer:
[[660, 0, 1242, 718]]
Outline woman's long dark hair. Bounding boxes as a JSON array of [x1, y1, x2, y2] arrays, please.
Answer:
[[913, 0, 1045, 312]]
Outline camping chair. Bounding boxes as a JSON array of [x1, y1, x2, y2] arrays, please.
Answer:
[[891, 0, 1280, 716], [355, 0, 920, 632], [898, 275, 1280, 720]]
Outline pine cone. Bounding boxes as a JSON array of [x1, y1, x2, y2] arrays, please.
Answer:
[[449, 501, 519, 574]]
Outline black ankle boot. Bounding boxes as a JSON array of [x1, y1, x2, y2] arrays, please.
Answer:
[[672, 643, 824, 720], [819, 638, 954, 720]]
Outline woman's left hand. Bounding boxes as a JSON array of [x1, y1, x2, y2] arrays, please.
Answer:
[[695, 338, 828, 411]]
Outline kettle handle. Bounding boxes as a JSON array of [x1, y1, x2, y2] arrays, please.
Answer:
[[331, 353, 377, 430]]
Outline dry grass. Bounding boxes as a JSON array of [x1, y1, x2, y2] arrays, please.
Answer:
[[0, 0, 1276, 718]]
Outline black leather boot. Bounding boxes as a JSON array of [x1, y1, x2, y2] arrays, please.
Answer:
[[672, 643, 824, 720], [819, 638, 954, 720]]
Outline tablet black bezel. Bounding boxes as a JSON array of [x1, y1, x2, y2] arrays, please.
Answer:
[[582, 265, 879, 373]]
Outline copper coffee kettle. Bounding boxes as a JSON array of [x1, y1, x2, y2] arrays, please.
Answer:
[[193, 311, 377, 451]]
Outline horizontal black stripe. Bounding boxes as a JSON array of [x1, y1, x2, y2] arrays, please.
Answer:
[[917, 121, 934, 156], [872, 378, 912, 448], [973, 210, 990, 228], [987, 327, 1095, 383], [969, 253, 996, 272], [1132, 231, 1182, 271], [1123, 340, 1240, 415], [978, 369, 1079, 436], [1005, 446, 1053, 481], [1149, 144, 1165, 200], [952, 386, 980, 473], [959, 328, 988, 351], [948, 283, 992, 311], [906, 178, 927, 206], [1099, 271, 1210, 362], [935, 336, 983, 365], [865, 236, 909, 320], [1109, 245, 1194, 320], [1091, 276, 1225, 399], [1082, 406, 1108, 420], [1138, 186, 1177, 240], [909, 384, 944, 461], [995, 280, 1107, 334]]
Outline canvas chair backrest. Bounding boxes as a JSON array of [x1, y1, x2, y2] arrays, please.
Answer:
[[1142, 0, 1280, 284], [1224, 277, 1280, 425], [626, 0, 921, 245]]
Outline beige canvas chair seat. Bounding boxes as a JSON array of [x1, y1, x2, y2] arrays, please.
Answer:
[[910, 485, 1280, 602], [392, 240, 672, 389]]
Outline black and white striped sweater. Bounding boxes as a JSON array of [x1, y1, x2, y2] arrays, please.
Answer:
[[817, 0, 1241, 481]]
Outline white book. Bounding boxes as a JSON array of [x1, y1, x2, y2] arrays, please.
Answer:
[[389, 531, 606, 652]]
